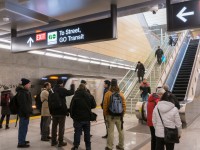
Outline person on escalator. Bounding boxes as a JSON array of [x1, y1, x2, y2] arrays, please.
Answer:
[[135, 61, 145, 83], [162, 84, 180, 110], [140, 79, 151, 102], [155, 46, 164, 65], [147, 87, 165, 150]]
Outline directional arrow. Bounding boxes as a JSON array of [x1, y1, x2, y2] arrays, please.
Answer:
[[176, 7, 194, 23], [27, 37, 34, 47]]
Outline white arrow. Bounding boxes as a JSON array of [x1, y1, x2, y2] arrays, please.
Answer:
[[176, 7, 194, 23], [27, 37, 34, 47]]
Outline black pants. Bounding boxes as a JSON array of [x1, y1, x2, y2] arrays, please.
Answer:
[[0, 115, 10, 125], [149, 126, 156, 150], [73, 120, 91, 150], [41, 116, 51, 139], [156, 137, 175, 150], [138, 76, 144, 83], [157, 56, 162, 64], [51, 116, 66, 143]]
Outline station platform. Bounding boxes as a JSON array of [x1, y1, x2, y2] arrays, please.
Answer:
[[0, 109, 199, 150]]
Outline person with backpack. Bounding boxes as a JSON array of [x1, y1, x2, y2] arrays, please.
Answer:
[[147, 87, 165, 150], [152, 90, 182, 150], [135, 61, 145, 83], [155, 46, 164, 65], [0, 86, 13, 129], [140, 79, 151, 102], [70, 83, 96, 150], [49, 79, 75, 147], [103, 79, 126, 150], [16, 78, 32, 148], [101, 80, 110, 139], [40, 82, 52, 141]]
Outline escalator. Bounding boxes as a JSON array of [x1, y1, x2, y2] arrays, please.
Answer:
[[172, 39, 199, 101]]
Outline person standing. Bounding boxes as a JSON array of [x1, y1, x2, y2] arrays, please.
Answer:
[[103, 79, 126, 150], [40, 82, 52, 141], [0, 86, 13, 129], [152, 92, 182, 150], [16, 78, 32, 148], [70, 83, 96, 150], [155, 46, 164, 65], [50, 79, 75, 147], [169, 36, 174, 46], [135, 61, 145, 83], [140, 79, 151, 102], [101, 80, 110, 139], [147, 87, 165, 150]]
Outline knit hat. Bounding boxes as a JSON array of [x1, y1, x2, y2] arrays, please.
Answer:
[[21, 78, 30, 86], [111, 79, 117, 86], [104, 80, 110, 86], [156, 87, 165, 94], [57, 79, 64, 85], [81, 80, 87, 84]]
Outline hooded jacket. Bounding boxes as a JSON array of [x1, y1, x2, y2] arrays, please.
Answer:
[[16, 85, 32, 117], [70, 89, 96, 121], [152, 101, 182, 138], [147, 93, 160, 126]]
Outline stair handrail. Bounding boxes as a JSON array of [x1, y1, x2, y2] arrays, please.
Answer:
[[157, 30, 189, 87], [185, 39, 200, 101]]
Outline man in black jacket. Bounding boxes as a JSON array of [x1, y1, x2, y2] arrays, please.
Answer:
[[155, 46, 164, 65], [50, 79, 75, 147], [70, 83, 96, 150], [135, 61, 145, 83], [16, 78, 32, 148]]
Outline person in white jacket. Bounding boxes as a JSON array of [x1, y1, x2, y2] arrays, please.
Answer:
[[152, 92, 182, 150]]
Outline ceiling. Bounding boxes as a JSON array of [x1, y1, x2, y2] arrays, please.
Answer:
[[0, 0, 165, 63]]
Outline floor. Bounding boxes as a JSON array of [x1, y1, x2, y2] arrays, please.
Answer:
[[0, 109, 200, 150]]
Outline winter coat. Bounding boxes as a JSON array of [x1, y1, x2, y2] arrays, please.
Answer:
[[40, 88, 50, 116], [135, 63, 145, 77], [16, 85, 33, 118], [103, 91, 126, 116], [140, 82, 151, 96], [155, 48, 164, 58], [152, 101, 182, 138], [147, 93, 160, 126], [0, 90, 13, 115], [70, 89, 96, 121], [101, 87, 109, 109], [50, 84, 75, 116]]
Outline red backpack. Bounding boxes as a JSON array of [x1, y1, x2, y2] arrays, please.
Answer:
[[0, 91, 11, 107]]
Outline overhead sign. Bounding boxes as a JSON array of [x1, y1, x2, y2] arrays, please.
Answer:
[[12, 18, 116, 52], [167, 0, 200, 31]]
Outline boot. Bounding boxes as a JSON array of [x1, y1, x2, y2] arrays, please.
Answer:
[[5, 125, 9, 129]]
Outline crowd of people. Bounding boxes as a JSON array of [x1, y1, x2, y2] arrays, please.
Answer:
[[0, 78, 126, 150]]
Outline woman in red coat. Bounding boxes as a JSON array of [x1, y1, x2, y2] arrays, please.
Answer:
[[147, 87, 165, 150]]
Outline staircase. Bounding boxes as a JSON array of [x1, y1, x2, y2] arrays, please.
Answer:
[[172, 39, 199, 101]]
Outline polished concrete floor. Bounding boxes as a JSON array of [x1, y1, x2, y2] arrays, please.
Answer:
[[0, 109, 199, 150]]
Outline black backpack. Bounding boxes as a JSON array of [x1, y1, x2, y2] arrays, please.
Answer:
[[9, 93, 19, 115], [35, 92, 42, 111], [48, 89, 62, 114]]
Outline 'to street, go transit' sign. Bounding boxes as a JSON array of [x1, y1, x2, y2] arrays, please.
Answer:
[[167, 0, 200, 31], [12, 18, 116, 52]]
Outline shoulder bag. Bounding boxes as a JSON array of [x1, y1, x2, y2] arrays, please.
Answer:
[[157, 108, 179, 143]]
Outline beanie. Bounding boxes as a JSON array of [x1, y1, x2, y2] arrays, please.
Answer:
[[81, 80, 87, 84], [21, 78, 30, 86], [111, 79, 117, 86], [104, 80, 110, 87], [57, 79, 64, 85]]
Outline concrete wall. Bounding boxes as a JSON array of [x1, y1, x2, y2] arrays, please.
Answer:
[[0, 49, 127, 96]]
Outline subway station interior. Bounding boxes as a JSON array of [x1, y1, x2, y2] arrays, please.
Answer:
[[0, 0, 200, 149]]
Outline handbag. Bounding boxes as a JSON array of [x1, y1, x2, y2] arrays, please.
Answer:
[[157, 108, 179, 143]]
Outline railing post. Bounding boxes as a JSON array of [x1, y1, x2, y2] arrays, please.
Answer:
[[131, 98, 133, 114]]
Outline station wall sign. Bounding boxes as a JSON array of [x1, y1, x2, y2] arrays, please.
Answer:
[[167, 0, 200, 31], [12, 18, 116, 52]]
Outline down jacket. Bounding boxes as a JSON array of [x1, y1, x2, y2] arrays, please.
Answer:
[[152, 101, 182, 138]]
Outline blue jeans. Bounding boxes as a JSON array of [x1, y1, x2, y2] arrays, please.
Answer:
[[18, 117, 29, 145], [142, 94, 149, 102], [73, 120, 91, 150]]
